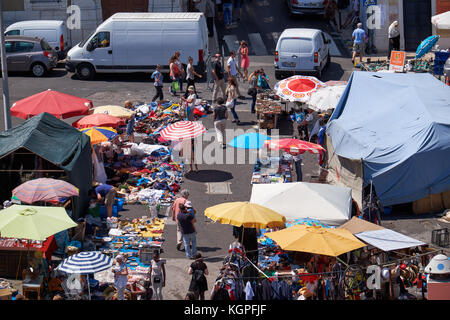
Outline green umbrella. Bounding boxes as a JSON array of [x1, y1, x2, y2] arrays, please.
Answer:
[[0, 205, 77, 241]]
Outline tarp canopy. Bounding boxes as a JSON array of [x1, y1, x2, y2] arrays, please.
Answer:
[[338, 216, 385, 234], [0, 112, 92, 220], [250, 182, 352, 226], [327, 71, 450, 206], [355, 229, 426, 252]]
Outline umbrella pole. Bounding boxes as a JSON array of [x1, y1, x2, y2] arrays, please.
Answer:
[[87, 275, 91, 300]]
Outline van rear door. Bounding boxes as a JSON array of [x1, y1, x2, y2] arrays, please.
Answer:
[[278, 37, 314, 71]]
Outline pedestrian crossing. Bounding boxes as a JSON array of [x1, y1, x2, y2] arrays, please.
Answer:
[[222, 31, 344, 57]]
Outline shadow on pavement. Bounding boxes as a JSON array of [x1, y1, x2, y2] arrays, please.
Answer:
[[184, 170, 233, 182], [322, 61, 345, 82], [6, 69, 68, 78], [196, 246, 222, 253]]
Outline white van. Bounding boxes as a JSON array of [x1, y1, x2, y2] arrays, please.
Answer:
[[5, 20, 68, 59], [274, 28, 331, 79], [66, 12, 209, 80]]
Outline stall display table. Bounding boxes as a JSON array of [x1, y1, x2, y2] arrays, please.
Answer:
[[255, 93, 282, 130], [0, 236, 57, 278], [251, 157, 292, 184], [22, 275, 44, 300]]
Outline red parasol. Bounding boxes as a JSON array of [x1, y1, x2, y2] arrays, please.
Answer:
[[264, 138, 326, 156], [72, 113, 124, 129], [10, 89, 92, 120], [159, 121, 206, 141], [274, 76, 325, 102]]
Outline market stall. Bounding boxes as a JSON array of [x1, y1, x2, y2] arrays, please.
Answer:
[[251, 155, 292, 184], [254, 91, 282, 130]]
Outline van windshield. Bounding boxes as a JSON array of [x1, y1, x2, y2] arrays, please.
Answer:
[[79, 31, 95, 47], [280, 38, 313, 54]]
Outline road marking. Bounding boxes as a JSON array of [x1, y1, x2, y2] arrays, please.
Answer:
[[248, 33, 268, 56], [223, 34, 240, 53], [205, 182, 232, 195]]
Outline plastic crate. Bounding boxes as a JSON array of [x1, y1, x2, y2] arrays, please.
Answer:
[[100, 205, 118, 219], [431, 228, 449, 247], [114, 198, 124, 211]]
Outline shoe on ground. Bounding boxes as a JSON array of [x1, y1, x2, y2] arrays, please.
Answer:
[[176, 243, 182, 251], [232, 120, 236, 123], [238, 96, 245, 99]]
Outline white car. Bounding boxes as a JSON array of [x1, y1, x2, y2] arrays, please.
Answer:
[[286, 0, 326, 16], [274, 28, 331, 79]]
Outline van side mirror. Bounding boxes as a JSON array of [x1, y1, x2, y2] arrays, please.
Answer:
[[86, 42, 95, 52]]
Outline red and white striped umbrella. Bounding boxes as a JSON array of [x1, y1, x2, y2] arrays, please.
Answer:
[[12, 178, 79, 204], [264, 138, 326, 156], [159, 121, 206, 141], [274, 75, 325, 102]]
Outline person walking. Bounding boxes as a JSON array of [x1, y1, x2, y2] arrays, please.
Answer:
[[227, 50, 244, 98], [212, 53, 227, 103], [188, 253, 209, 300], [174, 51, 185, 93], [177, 203, 197, 259], [149, 251, 166, 300], [222, 0, 233, 28], [184, 56, 203, 99], [248, 69, 261, 114], [352, 22, 366, 64], [239, 41, 250, 80], [171, 189, 189, 251], [324, 0, 339, 33], [113, 255, 128, 300], [169, 55, 181, 96], [205, 0, 215, 37], [233, 0, 243, 22], [388, 21, 400, 59], [226, 77, 240, 124], [151, 65, 164, 102], [293, 153, 303, 182], [213, 97, 228, 148]]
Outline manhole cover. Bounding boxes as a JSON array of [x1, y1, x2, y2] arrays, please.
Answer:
[[205, 182, 232, 195]]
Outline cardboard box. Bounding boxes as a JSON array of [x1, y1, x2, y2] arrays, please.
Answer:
[[0, 288, 12, 300]]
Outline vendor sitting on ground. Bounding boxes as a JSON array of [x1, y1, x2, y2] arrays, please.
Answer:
[[91, 183, 117, 218]]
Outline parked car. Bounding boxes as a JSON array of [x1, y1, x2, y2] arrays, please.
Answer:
[[5, 20, 69, 60], [274, 28, 331, 79], [2, 36, 58, 77], [66, 12, 209, 80], [286, 0, 326, 16], [444, 57, 450, 85]]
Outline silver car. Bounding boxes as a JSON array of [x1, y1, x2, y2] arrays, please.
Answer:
[[286, 0, 326, 16], [2, 36, 58, 77]]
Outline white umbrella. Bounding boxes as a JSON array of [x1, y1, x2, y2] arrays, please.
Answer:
[[432, 11, 450, 30], [307, 85, 346, 112]]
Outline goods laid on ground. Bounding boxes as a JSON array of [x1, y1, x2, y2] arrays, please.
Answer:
[[255, 91, 282, 130], [251, 156, 292, 184]]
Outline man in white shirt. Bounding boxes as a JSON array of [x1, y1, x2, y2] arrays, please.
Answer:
[[227, 50, 243, 98]]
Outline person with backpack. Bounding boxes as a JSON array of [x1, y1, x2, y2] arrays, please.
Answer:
[[188, 253, 209, 300]]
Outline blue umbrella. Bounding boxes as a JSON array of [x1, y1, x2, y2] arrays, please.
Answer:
[[228, 132, 271, 149], [416, 35, 440, 59]]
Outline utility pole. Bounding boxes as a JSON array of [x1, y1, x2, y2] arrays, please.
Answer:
[[0, 0, 11, 131]]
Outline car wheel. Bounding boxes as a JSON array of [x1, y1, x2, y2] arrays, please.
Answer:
[[31, 63, 47, 77], [77, 63, 95, 80]]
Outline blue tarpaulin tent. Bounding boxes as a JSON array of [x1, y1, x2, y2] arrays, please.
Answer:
[[326, 71, 450, 207]]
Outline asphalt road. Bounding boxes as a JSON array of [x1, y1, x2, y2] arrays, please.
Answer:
[[0, 1, 448, 299]]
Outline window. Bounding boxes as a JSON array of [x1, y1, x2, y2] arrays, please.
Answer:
[[280, 38, 313, 54], [90, 32, 110, 49], [14, 42, 35, 53], [5, 30, 20, 36], [5, 42, 13, 53]]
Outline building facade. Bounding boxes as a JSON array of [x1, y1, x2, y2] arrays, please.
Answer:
[[3, 0, 188, 47]]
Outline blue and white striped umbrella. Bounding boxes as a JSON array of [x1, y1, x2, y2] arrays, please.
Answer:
[[58, 251, 112, 274]]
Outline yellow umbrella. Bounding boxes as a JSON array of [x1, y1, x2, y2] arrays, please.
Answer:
[[204, 201, 286, 229], [265, 225, 366, 257], [79, 126, 117, 145], [93, 105, 135, 119]]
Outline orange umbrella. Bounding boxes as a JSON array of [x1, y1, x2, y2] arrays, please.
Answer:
[[72, 113, 124, 129]]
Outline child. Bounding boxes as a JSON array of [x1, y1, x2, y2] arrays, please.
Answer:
[[151, 64, 164, 102]]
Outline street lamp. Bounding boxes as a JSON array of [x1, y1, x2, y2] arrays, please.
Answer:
[[0, 0, 11, 131]]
